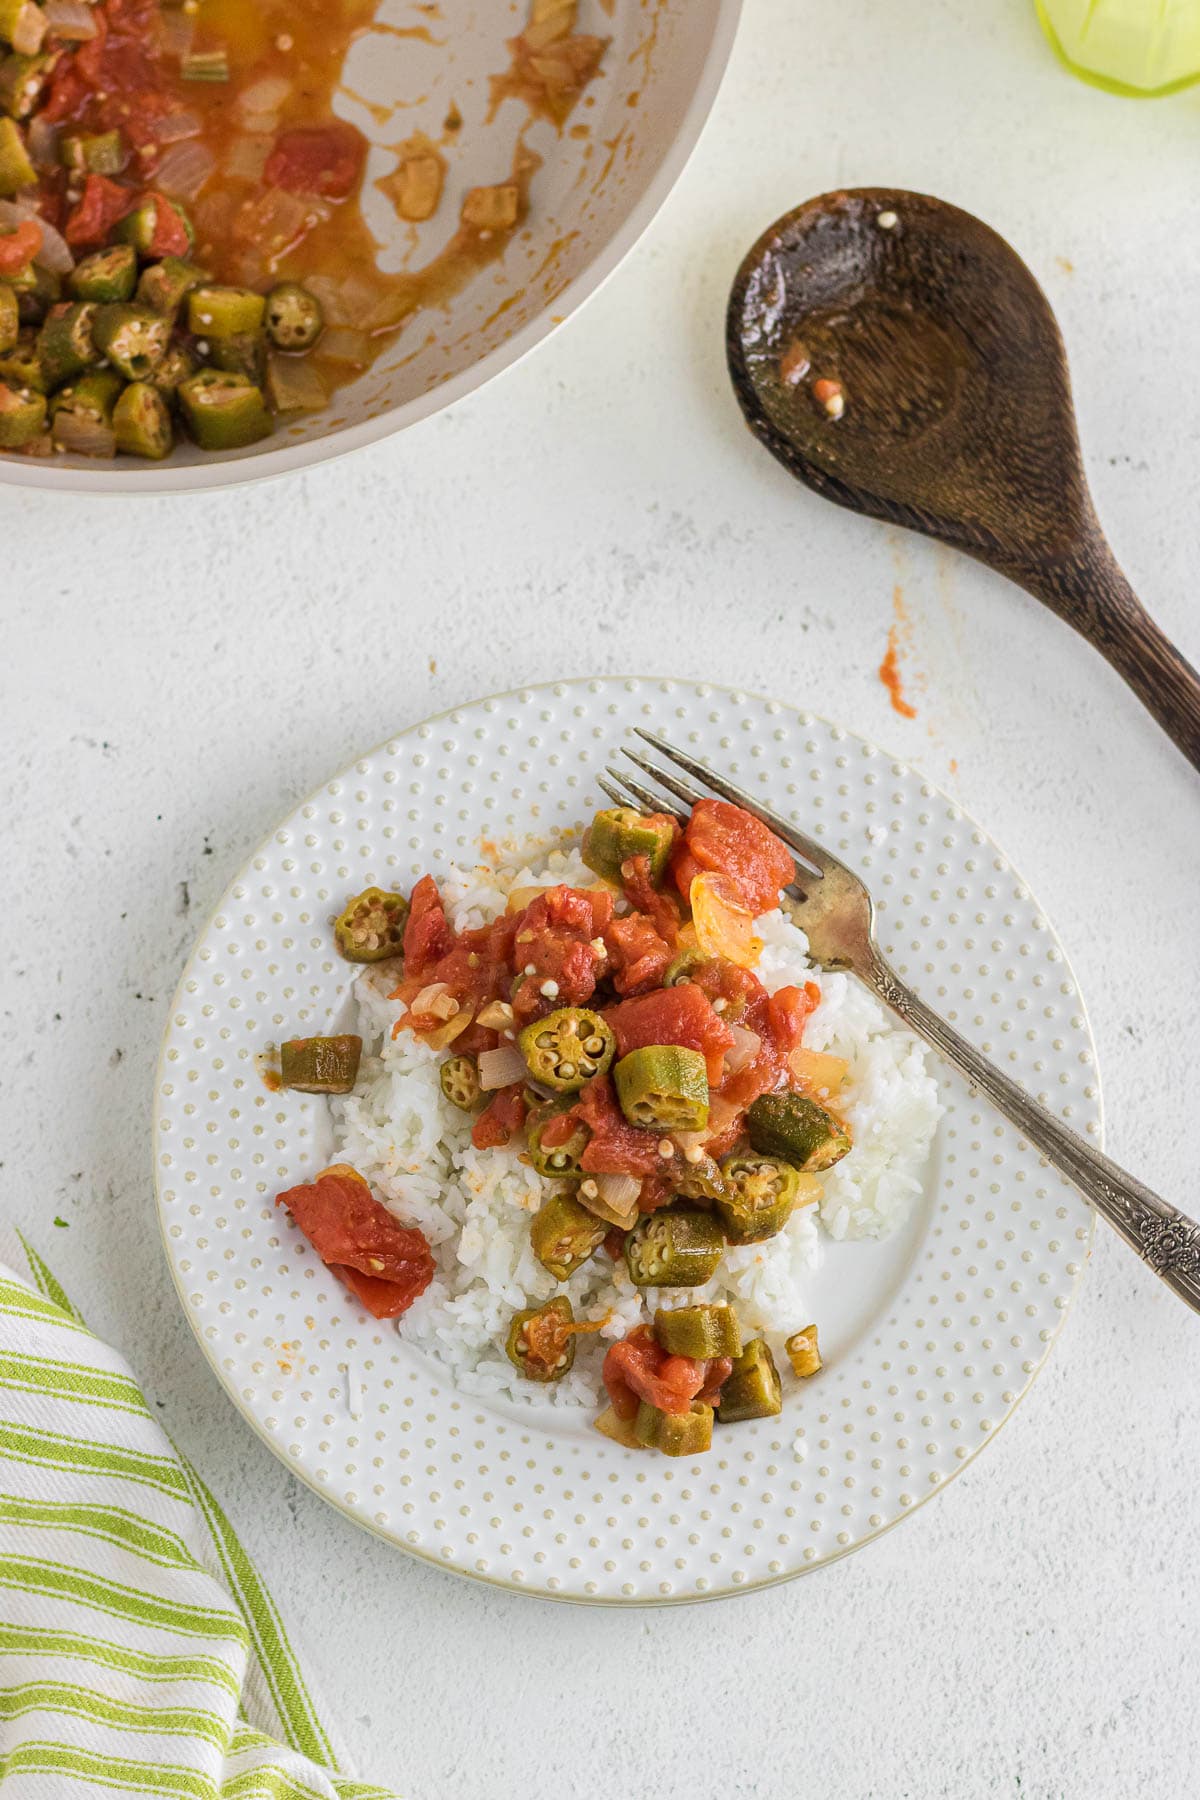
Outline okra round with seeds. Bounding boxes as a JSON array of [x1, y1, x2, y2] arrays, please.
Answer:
[[264, 281, 324, 351], [0, 326, 47, 392], [517, 1007, 616, 1094], [91, 303, 171, 381], [177, 367, 272, 451], [37, 301, 100, 389], [187, 284, 266, 340], [112, 380, 174, 460], [624, 1208, 723, 1288], [613, 1044, 710, 1133], [0, 374, 45, 446], [716, 1151, 808, 1244], [634, 1398, 714, 1457], [136, 256, 207, 318], [439, 1053, 483, 1112], [333, 886, 409, 961], [69, 245, 138, 305]]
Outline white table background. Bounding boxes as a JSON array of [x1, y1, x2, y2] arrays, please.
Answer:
[[4, 1, 1199, 1794]]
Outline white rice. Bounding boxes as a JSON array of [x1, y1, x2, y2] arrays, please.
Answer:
[[331, 845, 942, 1407]]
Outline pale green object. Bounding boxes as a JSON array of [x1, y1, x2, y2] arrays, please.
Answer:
[[1037, 0, 1200, 95]]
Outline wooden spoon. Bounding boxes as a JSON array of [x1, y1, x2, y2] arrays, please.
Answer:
[[726, 188, 1200, 770]]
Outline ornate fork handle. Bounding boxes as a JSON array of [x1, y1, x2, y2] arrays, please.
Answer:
[[866, 949, 1200, 1315]]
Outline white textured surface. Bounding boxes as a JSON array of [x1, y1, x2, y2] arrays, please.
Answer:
[[2, 0, 1198, 1788]]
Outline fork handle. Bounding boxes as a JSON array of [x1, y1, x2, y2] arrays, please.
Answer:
[[865, 950, 1200, 1314]]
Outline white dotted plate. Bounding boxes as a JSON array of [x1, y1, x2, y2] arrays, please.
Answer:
[[154, 679, 1099, 1604]]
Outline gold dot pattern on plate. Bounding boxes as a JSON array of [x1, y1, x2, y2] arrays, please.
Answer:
[[154, 678, 1099, 1604]]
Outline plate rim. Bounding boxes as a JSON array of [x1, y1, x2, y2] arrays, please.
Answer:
[[154, 674, 1101, 1606]]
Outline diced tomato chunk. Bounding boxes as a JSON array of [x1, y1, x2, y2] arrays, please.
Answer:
[[621, 852, 683, 945], [572, 1075, 664, 1176], [142, 192, 191, 257], [673, 798, 795, 916], [603, 1326, 707, 1419], [471, 1083, 527, 1150], [64, 173, 132, 248], [265, 122, 367, 199], [0, 220, 43, 278], [604, 982, 735, 1085], [509, 885, 612, 1023], [335, 1264, 425, 1320], [603, 911, 672, 996], [276, 1163, 434, 1320], [402, 875, 455, 978], [696, 1356, 733, 1407]]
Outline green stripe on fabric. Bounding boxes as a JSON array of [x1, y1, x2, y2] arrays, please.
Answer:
[[0, 1277, 88, 1337], [0, 1493, 198, 1570], [0, 1556, 247, 1646], [182, 1462, 339, 1773], [0, 1678, 229, 1748], [0, 1349, 148, 1416], [0, 1740, 214, 1798], [0, 1623, 240, 1699], [0, 1418, 189, 1500], [16, 1229, 87, 1326], [224, 1764, 335, 1800]]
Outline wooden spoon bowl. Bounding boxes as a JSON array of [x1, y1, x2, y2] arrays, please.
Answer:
[[727, 188, 1200, 768]]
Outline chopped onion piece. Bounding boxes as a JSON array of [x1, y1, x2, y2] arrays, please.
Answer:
[[410, 983, 458, 1022], [236, 73, 292, 118], [477, 1045, 527, 1091], [53, 412, 116, 458], [265, 352, 327, 414], [236, 110, 281, 138], [152, 110, 203, 144], [159, 7, 194, 61], [32, 212, 73, 273], [0, 200, 73, 272], [582, 1173, 640, 1227], [475, 999, 515, 1030], [690, 871, 762, 969], [153, 138, 215, 201], [316, 326, 372, 368], [422, 1010, 474, 1052], [789, 1047, 849, 1097], [27, 115, 61, 168], [223, 133, 271, 184], [723, 1024, 762, 1076], [11, 2, 46, 54], [42, 0, 99, 39]]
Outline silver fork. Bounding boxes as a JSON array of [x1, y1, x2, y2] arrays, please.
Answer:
[[599, 728, 1200, 1317]]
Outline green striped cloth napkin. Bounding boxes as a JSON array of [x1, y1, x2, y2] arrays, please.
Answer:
[[0, 1228, 397, 1798]]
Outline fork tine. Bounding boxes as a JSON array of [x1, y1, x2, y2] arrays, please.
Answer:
[[605, 764, 685, 821], [619, 746, 708, 812], [597, 773, 634, 811], [633, 727, 838, 879]]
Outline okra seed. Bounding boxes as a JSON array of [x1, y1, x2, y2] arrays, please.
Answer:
[[657, 1139, 673, 1158], [558, 1062, 577, 1080]]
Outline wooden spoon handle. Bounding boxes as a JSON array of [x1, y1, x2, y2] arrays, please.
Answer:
[[1101, 604, 1200, 772], [1017, 537, 1200, 772]]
